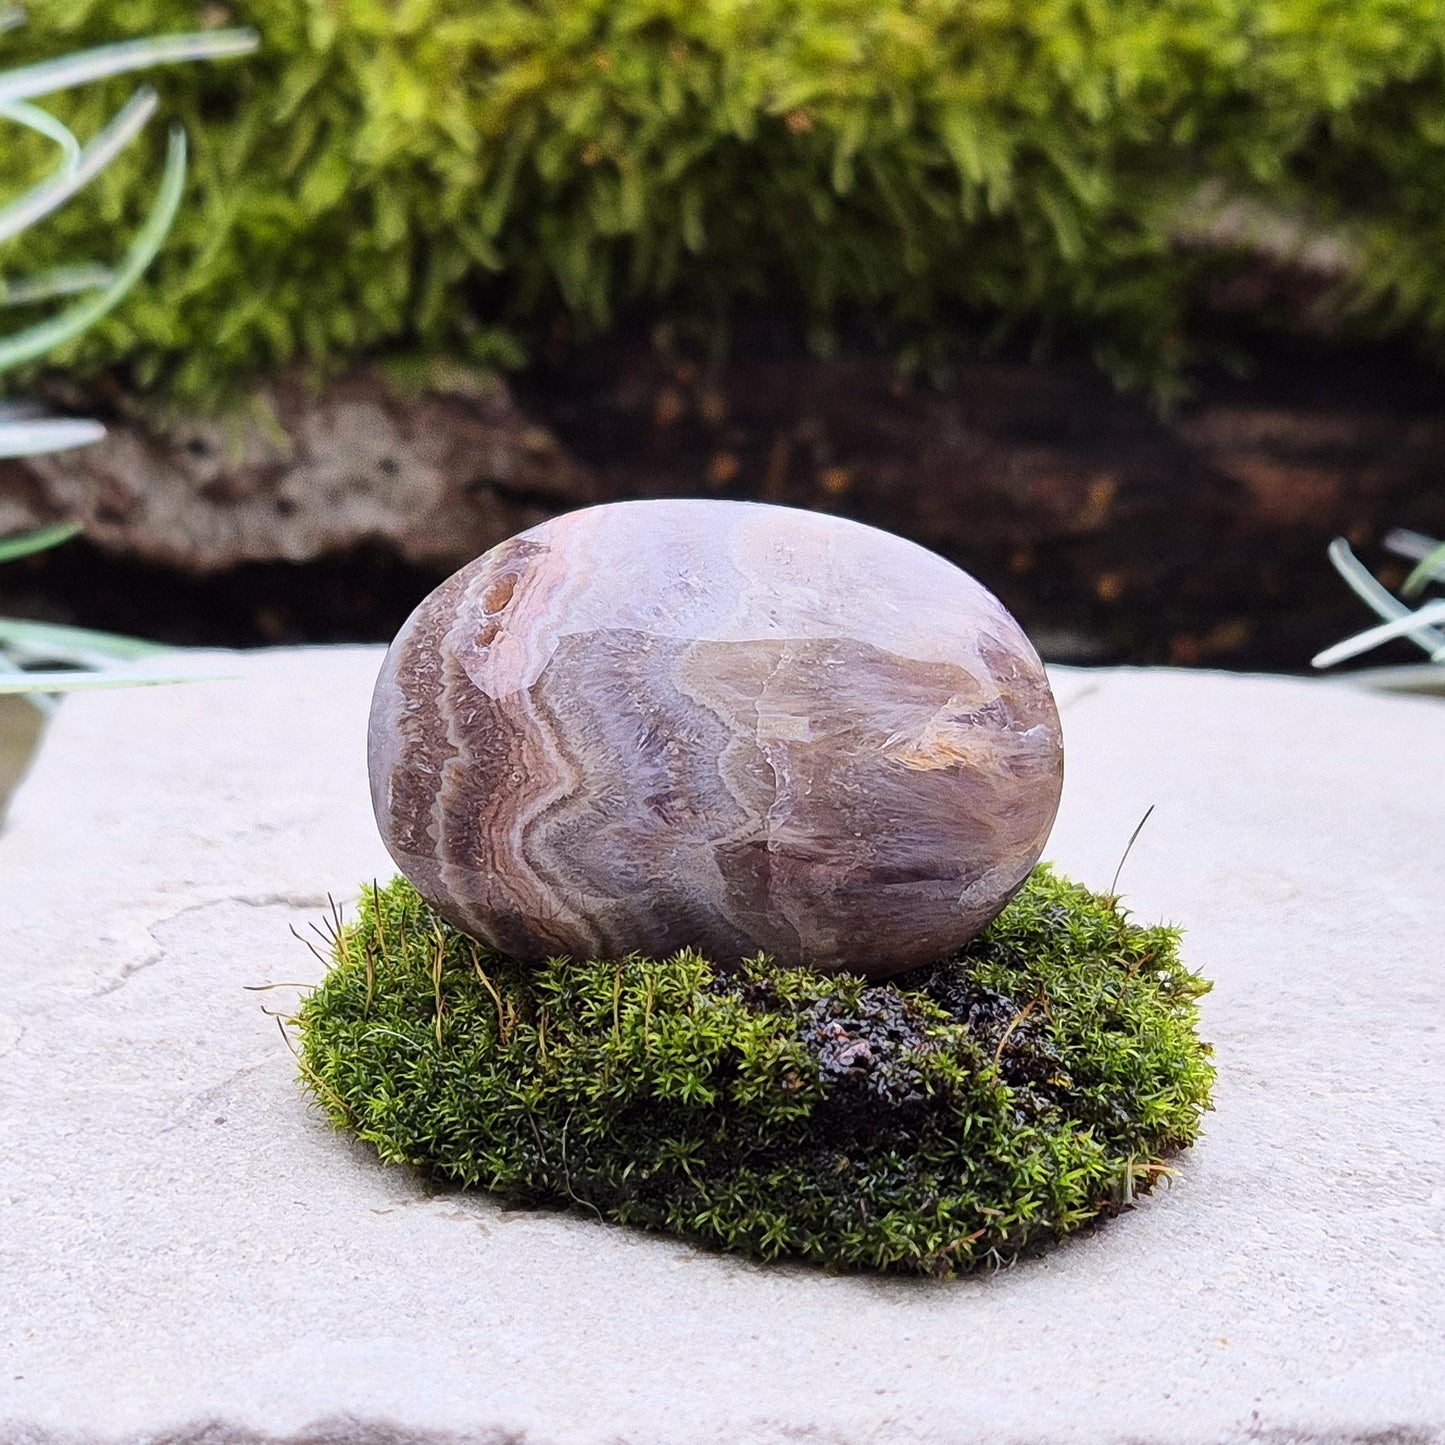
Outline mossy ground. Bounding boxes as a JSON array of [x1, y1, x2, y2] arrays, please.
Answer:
[[294, 867, 1213, 1277], [13, 1, 1445, 404]]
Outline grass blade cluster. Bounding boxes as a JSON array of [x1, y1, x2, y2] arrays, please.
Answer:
[[1315, 535, 1445, 688], [0, 17, 254, 697]]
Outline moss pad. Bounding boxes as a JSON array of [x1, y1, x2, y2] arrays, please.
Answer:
[[295, 867, 1213, 1276], [17, 3, 1445, 403]]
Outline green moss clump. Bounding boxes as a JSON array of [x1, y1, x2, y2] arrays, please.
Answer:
[[294, 867, 1213, 1276], [10, 1, 1445, 404]]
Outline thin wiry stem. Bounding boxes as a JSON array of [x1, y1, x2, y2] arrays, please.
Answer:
[[1108, 803, 1155, 901], [290, 924, 330, 969]]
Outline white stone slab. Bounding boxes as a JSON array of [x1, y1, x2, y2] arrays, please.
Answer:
[[1, 649, 1441, 1445]]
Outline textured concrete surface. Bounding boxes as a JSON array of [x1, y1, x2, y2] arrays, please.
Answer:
[[0, 649, 1441, 1445]]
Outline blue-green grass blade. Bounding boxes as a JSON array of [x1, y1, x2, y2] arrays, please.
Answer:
[[0, 29, 258, 103], [0, 521, 80, 562], [0, 265, 114, 306], [0, 618, 170, 661], [0, 418, 105, 457], [0, 88, 157, 245], [0, 667, 236, 694], [0, 98, 81, 173], [0, 126, 185, 372], [1312, 599, 1445, 668], [1325, 538, 1445, 658], [1402, 540, 1445, 599]]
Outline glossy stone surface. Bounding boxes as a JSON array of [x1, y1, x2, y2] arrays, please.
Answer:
[[368, 500, 1063, 975]]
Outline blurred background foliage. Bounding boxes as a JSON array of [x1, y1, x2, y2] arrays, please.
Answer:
[[11, 0, 1445, 406]]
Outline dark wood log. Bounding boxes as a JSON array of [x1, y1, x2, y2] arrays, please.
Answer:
[[516, 335, 1445, 669], [0, 363, 597, 573], [4, 336, 1443, 670]]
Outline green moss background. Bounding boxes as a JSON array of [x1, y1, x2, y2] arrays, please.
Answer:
[[296, 868, 1214, 1276], [9, 0, 1445, 404]]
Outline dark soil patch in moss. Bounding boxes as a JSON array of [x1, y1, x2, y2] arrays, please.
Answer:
[[294, 867, 1214, 1276]]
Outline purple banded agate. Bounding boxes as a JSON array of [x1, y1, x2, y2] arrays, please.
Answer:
[[367, 500, 1063, 977]]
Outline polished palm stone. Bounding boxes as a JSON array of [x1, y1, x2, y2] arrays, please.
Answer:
[[368, 499, 1063, 977]]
